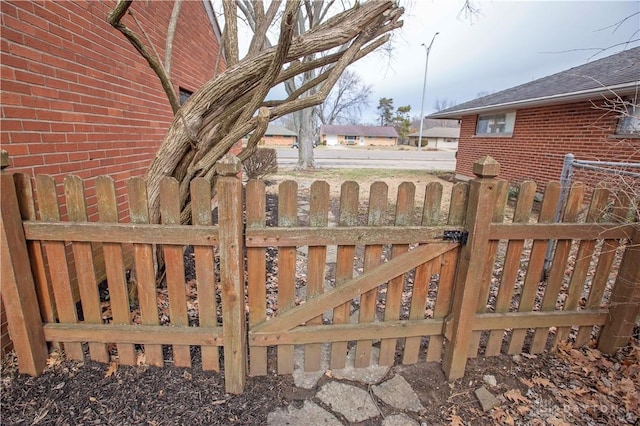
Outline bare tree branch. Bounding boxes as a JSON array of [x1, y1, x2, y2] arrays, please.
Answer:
[[222, 1, 240, 67], [164, 0, 182, 76], [108, 0, 180, 113], [246, 0, 281, 56]]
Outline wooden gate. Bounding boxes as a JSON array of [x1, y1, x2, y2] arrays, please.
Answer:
[[244, 169, 474, 376]]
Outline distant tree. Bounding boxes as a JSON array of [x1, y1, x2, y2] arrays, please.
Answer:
[[393, 105, 412, 144], [433, 98, 457, 112], [316, 70, 372, 125], [377, 97, 395, 126]]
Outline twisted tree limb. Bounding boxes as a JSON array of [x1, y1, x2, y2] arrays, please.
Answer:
[[108, 0, 180, 114]]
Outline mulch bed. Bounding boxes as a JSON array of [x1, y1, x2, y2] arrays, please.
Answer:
[[2, 340, 639, 425]]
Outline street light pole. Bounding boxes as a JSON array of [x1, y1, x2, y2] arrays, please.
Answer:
[[417, 32, 439, 151]]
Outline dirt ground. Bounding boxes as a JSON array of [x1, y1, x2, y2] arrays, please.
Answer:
[[2, 342, 638, 425], [264, 168, 456, 211], [2, 169, 638, 425]]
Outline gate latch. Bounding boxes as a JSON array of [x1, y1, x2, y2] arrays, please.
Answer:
[[443, 230, 468, 246]]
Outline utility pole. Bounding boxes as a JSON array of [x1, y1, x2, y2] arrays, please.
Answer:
[[417, 32, 439, 151]]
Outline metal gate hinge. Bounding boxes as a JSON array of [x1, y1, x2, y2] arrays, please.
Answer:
[[443, 230, 468, 245]]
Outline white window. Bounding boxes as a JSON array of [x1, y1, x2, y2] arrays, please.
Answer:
[[344, 135, 357, 145], [476, 111, 516, 135], [179, 88, 193, 105], [617, 102, 640, 135]]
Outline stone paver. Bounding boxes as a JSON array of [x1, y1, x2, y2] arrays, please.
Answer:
[[382, 413, 421, 426], [316, 381, 380, 423], [475, 386, 500, 412], [331, 347, 390, 384], [267, 400, 341, 426], [372, 375, 425, 413]]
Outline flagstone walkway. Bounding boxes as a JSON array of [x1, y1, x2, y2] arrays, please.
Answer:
[[267, 347, 427, 426]]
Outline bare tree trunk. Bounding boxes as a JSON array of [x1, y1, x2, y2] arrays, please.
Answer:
[[297, 107, 315, 168]]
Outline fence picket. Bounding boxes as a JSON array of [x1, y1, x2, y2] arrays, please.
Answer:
[[247, 180, 268, 376], [14, 173, 56, 325], [277, 180, 298, 374], [552, 186, 607, 348], [96, 176, 136, 365], [403, 182, 443, 365], [468, 180, 509, 358], [126, 177, 164, 367], [598, 226, 640, 353], [379, 182, 415, 366], [190, 178, 220, 371], [36, 175, 85, 361], [159, 177, 191, 368], [330, 181, 359, 369], [304, 181, 330, 371], [574, 191, 625, 346], [484, 181, 536, 357], [355, 182, 388, 368], [426, 182, 468, 362], [528, 183, 584, 353], [65, 176, 109, 363], [507, 182, 561, 354]]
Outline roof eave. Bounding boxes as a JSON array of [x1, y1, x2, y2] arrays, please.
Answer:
[[428, 81, 640, 119], [202, 0, 224, 48]]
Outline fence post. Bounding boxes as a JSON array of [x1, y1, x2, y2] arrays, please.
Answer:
[[0, 150, 48, 375], [216, 154, 246, 394], [442, 156, 500, 380], [597, 226, 640, 354]]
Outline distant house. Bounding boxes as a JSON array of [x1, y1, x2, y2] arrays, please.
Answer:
[[428, 47, 639, 186], [408, 127, 460, 148], [258, 124, 298, 146], [320, 125, 399, 146]]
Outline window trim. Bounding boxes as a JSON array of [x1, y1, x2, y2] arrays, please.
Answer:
[[616, 100, 639, 136], [475, 111, 516, 136]]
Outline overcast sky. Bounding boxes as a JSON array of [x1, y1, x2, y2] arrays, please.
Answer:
[[350, 0, 640, 123], [218, 1, 640, 125]]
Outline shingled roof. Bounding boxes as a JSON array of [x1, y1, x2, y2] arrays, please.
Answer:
[[320, 125, 399, 138], [408, 127, 460, 138], [429, 46, 640, 119], [264, 124, 297, 136]]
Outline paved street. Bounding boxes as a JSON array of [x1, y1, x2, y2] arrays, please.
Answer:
[[274, 146, 456, 171]]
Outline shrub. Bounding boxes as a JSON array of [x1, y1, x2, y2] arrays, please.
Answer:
[[242, 148, 278, 180]]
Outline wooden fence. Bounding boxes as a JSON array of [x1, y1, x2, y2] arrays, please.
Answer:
[[1, 154, 639, 394]]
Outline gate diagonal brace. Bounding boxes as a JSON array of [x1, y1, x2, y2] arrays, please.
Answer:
[[251, 242, 459, 334]]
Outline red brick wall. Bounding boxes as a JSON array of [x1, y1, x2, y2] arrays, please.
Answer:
[[1, 0, 225, 356], [261, 135, 297, 146], [456, 100, 639, 191]]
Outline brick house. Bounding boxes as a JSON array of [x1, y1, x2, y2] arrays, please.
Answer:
[[1, 0, 225, 354], [428, 47, 639, 186], [320, 124, 399, 146], [258, 124, 298, 147]]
